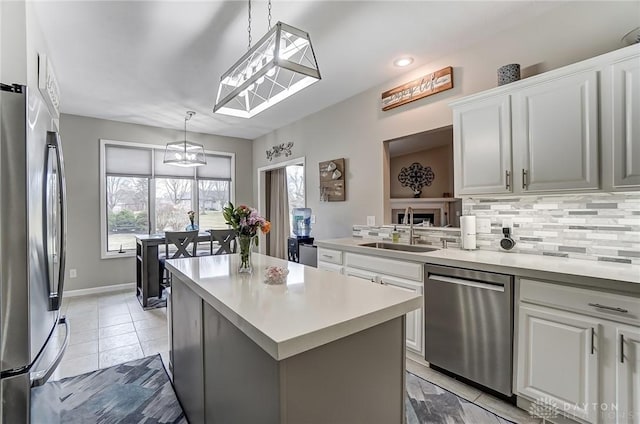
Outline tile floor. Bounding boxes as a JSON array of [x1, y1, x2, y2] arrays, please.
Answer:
[[53, 290, 538, 423], [406, 352, 542, 424], [52, 289, 169, 381]]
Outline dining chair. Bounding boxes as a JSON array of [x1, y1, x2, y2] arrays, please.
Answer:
[[207, 229, 237, 255], [159, 230, 199, 296]]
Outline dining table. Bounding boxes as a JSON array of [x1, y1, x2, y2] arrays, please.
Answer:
[[135, 232, 213, 308]]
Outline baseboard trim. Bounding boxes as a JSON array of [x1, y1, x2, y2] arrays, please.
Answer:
[[65, 282, 135, 297]]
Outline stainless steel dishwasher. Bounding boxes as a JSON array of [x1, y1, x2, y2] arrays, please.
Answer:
[[425, 264, 514, 397]]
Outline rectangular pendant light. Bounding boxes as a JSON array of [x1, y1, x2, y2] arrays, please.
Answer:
[[213, 21, 321, 119], [163, 111, 206, 167], [163, 140, 206, 167]]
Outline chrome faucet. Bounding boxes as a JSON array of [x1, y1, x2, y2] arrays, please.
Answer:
[[404, 206, 418, 245]]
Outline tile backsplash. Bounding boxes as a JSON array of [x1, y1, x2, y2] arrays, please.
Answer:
[[463, 193, 640, 265], [353, 193, 640, 265]]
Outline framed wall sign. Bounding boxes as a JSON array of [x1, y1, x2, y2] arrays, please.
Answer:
[[319, 158, 345, 201], [381, 66, 453, 111]]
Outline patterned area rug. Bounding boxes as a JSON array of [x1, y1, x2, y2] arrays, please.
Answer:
[[32, 356, 512, 424], [406, 371, 515, 424], [31, 355, 186, 424]]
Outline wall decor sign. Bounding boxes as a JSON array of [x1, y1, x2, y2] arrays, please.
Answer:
[[319, 158, 345, 201], [398, 162, 435, 198], [266, 142, 294, 161], [381, 66, 453, 111]]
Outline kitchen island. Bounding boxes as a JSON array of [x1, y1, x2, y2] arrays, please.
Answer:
[[165, 253, 421, 424]]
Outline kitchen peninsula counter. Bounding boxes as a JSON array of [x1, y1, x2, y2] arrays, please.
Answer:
[[165, 253, 421, 424]]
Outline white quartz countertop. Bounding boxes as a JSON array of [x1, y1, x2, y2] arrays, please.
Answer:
[[166, 253, 422, 361], [316, 238, 640, 288]]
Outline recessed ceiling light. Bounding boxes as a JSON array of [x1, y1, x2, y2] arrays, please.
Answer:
[[394, 57, 414, 67]]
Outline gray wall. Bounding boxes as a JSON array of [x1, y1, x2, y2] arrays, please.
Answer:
[[60, 114, 252, 291], [252, 1, 640, 240]]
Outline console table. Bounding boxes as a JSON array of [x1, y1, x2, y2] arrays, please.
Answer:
[[135, 233, 212, 308]]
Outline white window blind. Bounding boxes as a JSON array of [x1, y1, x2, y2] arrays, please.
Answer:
[[104, 145, 152, 176], [153, 148, 196, 178], [197, 154, 232, 180]]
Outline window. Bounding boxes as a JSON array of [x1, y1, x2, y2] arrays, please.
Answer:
[[106, 176, 149, 251], [155, 178, 193, 232], [198, 180, 230, 229], [286, 165, 305, 234], [100, 140, 234, 258]]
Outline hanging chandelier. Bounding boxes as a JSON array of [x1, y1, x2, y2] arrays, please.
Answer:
[[213, 0, 321, 118], [163, 111, 206, 167]]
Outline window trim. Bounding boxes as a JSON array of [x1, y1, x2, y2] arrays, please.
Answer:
[[99, 139, 236, 259]]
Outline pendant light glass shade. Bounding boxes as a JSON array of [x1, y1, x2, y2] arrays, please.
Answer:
[[163, 111, 206, 167], [213, 22, 321, 118]]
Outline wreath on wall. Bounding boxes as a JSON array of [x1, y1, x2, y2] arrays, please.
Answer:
[[398, 162, 435, 198]]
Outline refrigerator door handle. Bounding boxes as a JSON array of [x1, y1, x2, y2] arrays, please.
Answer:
[[30, 316, 69, 387], [46, 132, 67, 311]]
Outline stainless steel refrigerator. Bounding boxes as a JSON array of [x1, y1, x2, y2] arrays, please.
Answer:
[[0, 83, 69, 423]]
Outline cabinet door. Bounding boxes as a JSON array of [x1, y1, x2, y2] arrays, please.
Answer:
[[453, 95, 512, 195], [171, 279, 204, 424], [517, 305, 600, 423], [317, 261, 343, 274], [380, 275, 423, 355], [513, 70, 599, 192], [616, 325, 640, 424], [611, 56, 640, 189], [344, 267, 378, 283]]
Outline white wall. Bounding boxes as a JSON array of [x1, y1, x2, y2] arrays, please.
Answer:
[[60, 114, 252, 290], [252, 1, 640, 240], [0, 0, 27, 84]]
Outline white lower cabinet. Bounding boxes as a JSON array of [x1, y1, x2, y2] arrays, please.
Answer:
[[616, 325, 640, 424], [517, 279, 640, 424], [317, 247, 344, 274], [517, 304, 600, 423], [379, 275, 423, 354], [343, 251, 424, 357], [317, 261, 343, 274]]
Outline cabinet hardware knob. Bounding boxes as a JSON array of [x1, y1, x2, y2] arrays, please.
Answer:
[[587, 303, 628, 313], [505, 170, 511, 190]]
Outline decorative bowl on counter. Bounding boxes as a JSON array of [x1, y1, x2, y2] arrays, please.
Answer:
[[264, 266, 289, 285]]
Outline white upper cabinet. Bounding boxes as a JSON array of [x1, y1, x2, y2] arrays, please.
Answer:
[[513, 70, 600, 192], [451, 44, 640, 196], [608, 55, 640, 189], [453, 95, 512, 195]]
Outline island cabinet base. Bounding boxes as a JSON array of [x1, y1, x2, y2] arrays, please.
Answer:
[[170, 277, 407, 424]]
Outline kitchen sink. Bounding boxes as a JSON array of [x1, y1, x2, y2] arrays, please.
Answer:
[[358, 242, 439, 253]]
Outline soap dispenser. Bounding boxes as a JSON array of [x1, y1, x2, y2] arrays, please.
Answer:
[[392, 226, 400, 243]]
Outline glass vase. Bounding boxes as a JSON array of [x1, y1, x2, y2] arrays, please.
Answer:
[[237, 235, 254, 274]]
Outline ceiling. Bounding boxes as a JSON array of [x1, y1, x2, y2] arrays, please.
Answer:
[[33, 1, 559, 140]]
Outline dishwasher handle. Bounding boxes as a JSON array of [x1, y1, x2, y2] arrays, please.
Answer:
[[428, 274, 505, 292]]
